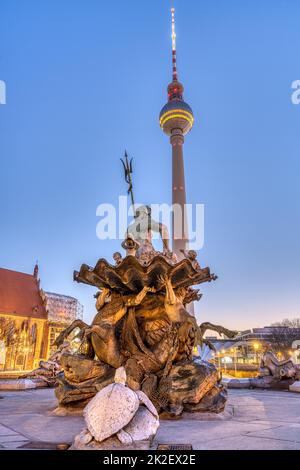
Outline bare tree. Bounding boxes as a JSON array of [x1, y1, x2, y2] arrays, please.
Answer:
[[269, 318, 300, 358], [271, 318, 300, 328]]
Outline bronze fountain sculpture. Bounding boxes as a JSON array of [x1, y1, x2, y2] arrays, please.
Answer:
[[54, 204, 237, 417]]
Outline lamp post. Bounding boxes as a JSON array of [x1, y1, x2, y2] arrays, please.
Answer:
[[221, 349, 226, 374], [253, 342, 260, 365], [231, 347, 237, 376], [217, 351, 221, 371]]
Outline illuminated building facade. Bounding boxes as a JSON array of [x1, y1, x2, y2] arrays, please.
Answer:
[[0, 265, 83, 373], [0, 266, 48, 372]]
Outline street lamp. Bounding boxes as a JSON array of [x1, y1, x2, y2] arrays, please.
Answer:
[[216, 351, 221, 370], [220, 349, 227, 373], [231, 347, 237, 376], [253, 342, 260, 364]]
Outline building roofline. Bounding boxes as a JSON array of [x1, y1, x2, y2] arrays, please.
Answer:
[[0, 267, 34, 278]]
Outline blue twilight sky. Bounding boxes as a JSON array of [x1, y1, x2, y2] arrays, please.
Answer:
[[0, 0, 299, 330]]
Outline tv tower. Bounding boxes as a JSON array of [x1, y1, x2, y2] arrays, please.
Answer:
[[159, 8, 194, 258]]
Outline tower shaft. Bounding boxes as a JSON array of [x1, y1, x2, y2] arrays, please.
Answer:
[[171, 131, 188, 256]]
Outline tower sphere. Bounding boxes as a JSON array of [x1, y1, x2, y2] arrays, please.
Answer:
[[159, 81, 194, 136]]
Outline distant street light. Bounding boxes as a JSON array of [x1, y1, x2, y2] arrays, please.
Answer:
[[216, 351, 221, 370], [253, 342, 260, 364], [231, 347, 237, 376]]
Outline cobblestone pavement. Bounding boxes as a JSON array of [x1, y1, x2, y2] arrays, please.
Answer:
[[0, 388, 300, 450]]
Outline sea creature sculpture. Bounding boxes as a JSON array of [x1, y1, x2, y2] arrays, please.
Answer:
[[72, 367, 159, 449]]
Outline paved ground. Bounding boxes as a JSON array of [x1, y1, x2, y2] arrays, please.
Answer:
[[0, 388, 300, 450]]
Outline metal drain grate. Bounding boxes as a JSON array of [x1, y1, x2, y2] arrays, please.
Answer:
[[19, 441, 70, 450], [157, 444, 193, 450]]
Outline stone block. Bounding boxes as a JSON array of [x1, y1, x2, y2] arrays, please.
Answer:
[[223, 378, 251, 389], [0, 379, 47, 390], [289, 381, 300, 393]]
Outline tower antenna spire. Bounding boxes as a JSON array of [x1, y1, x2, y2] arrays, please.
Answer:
[[171, 7, 178, 82]]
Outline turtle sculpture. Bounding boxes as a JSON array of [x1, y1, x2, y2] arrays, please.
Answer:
[[73, 367, 159, 449]]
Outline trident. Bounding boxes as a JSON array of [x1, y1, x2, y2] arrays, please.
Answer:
[[121, 150, 136, 217]]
